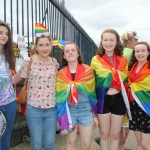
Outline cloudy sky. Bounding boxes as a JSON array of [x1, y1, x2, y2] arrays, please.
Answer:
[[64, 0, 150, 46]]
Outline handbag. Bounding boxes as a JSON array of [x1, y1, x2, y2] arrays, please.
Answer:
[[17, 57, 33, 104]]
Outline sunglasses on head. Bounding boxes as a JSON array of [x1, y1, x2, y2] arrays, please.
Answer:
[[35, 32, 50, 37]]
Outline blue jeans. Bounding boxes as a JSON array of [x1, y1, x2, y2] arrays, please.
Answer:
[[0, 100, 17, 150], [26, 104, 57, 150]]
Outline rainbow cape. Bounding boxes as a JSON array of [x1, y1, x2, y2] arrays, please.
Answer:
[[91, 55, 131, 119], [129, 61, 150, 116], [35, 23, 48, 34], [56, 64, 97, 130]]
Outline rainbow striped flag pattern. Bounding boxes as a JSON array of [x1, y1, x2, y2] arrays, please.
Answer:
[[52, 40, 69, 49], [56, 64, 97, 130], [35, 23, 48, 34], [91, 55, 130, 115], [129, 61, 150, 116]]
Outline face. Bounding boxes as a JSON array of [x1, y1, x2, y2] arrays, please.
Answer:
[[129, 38, 138, 49], [134, 44, 149, 63], [0, 26, 9, 46], [102, 32, 117, 55], [63, 44, 79, 63], [36, 37, 51, 58]]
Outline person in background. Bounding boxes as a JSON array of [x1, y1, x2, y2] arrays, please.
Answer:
[[119, 31, 139, 150], [56, 42, 98, 150], [91, 29, 131, 150], [122, 31, 138, 62], [12, 32, 59, 150], [127, 42, 150, 150], [0, 20, 16, 150]]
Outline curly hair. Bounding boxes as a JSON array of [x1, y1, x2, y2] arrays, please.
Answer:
[[97, 29, 123, 57], [61, 42, 83, 66], [128, 41, 150, 71], [0, 21, 15, 70]]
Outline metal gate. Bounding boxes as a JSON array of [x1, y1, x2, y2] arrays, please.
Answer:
[[1, 0, 97, 65]]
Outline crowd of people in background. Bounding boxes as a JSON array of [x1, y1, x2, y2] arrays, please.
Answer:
[[0, 18, 150, 150]]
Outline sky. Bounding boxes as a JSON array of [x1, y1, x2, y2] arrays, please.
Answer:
[[64, 0, 150, 46]]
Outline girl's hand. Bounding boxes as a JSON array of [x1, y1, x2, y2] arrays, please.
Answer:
[[93, 116, 99, 128], [60, 129, 70, 136]]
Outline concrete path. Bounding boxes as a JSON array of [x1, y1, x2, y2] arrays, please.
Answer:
[[10, 128, 137, 150]]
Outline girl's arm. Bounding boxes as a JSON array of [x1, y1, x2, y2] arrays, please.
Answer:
[[12, 73, 23, 84]]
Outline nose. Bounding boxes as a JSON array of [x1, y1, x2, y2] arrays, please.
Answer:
[[2, 33, 7, 38], [106, 40, 111, 44]]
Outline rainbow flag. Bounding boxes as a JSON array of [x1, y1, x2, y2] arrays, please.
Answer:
[[91, 55, 130, 115], [52, 40, 69, 49], [56, 64, 97, 130], [35, 23, 48, 34], [129, 61, 150, 116]]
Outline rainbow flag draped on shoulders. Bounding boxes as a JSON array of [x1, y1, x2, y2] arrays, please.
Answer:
[[91, 54, 131, 119], [129, 61, 150, 116], [56, 63, 97, 130]]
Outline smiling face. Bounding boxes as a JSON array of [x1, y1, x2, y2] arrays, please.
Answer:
[[0, 25, 9, 46], [36, 37, 52, 58], [102, 32, 117, 56], [63, 43, 79, 64], [134, 44, 149, 63]]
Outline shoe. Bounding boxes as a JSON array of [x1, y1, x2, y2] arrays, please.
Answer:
[[94, 137, 100, 145]]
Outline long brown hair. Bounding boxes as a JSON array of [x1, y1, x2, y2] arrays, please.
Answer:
[[128, 41, 150, 71], [61, 42, 83, 66], [0, 21, 15, 70], [97, 29, 123, 57]]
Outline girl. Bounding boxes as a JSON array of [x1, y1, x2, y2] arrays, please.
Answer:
[[56, 42, 98, 150], [128, 42, 150, 150], [91, 29, 131, 150], [13, 32, 59, 150], [0, 20, 16, 150]]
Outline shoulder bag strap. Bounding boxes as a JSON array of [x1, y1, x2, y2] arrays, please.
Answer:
[[24, 57, 33, 90]]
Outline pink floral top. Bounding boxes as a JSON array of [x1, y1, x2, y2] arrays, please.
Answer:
[[19, 57, 59, 109]]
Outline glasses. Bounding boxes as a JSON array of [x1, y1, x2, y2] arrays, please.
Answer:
[[35, 32, 50, 37]]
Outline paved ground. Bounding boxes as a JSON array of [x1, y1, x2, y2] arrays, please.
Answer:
[[10, 128, 137, 150]]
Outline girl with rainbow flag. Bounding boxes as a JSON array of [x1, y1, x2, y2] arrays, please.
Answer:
[[13, 32, 59, 150], [56, 42, 98, 150], [91, 29, 131, 150], [128, 42, 150, 149]]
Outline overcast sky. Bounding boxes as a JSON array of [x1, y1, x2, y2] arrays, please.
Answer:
[[64, 0, 150, 46]]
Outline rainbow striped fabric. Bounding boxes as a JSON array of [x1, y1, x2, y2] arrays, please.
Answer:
[[52, 40, 69, 49], [35, 23, 48, 34], [56, 64, 97, 130], [91, 55, 131, 116], [129, 61, 150, 116]]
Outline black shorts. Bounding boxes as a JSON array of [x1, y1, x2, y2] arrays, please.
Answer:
[[129, 101, 150, 134], [98, 92, 126, 115]]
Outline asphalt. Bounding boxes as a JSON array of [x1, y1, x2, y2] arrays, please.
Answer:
[[10, 128, 137, 150]]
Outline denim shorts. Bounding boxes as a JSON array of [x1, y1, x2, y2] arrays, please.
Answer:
[[68, 103, 94, 126]]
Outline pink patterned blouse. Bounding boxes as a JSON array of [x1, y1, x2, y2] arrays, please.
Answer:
[[19, 57, 59, 109]]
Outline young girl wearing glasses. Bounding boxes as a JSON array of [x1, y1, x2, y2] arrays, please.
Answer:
[[13, 32, 59, 150], [0, 20, 16, 150]]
